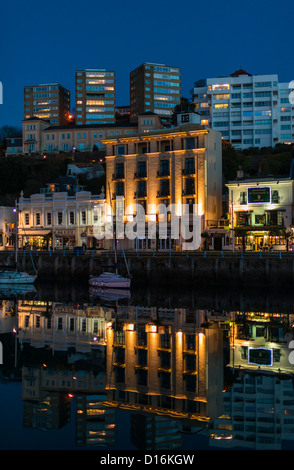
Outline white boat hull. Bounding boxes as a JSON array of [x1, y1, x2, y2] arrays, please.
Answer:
[[0, 271, 37, 284], [89, 272, 130, 289], [89, 287, 131, 301]]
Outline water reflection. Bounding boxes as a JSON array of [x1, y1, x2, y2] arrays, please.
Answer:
[[0, 284, 294, 450]]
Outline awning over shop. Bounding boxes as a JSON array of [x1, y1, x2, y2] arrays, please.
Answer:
[[18, 230, 51, 237]]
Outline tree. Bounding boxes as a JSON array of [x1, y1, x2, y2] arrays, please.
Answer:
[[0, 125, 22, 140], [171, 97, 195, 125]]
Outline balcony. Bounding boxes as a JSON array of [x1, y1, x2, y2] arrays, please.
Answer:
[[182, 187, 195, 197], [134, 191, 147, 199], [157, 170, 170, 179], [112, 173, 125, 181], [182, 168, 196, 177], [134, 171, 147, 180], [157, 189, 170, 198], [112, 192, 124, 199]]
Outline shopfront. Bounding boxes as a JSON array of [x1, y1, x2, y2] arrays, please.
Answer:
[[54, 229, 76, 249], [227, 177, 294, 251], [19, 229, 52, 250]]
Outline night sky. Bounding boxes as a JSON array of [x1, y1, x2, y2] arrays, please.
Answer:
[[0, 0, 293, 128]]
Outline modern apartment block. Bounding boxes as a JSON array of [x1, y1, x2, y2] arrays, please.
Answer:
[[75, 69, 116, 125], [104, 112, 222, 250], [24, 83, 70, 125], [192, 69, 294, 149], [130, 63, 181, 123]]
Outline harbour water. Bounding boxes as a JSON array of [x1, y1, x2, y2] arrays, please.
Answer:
[[1, 281, 294, 452]]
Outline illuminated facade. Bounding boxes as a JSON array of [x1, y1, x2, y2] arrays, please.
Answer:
[[192, 69, 294, 149], [229, 309, 294, 373], [17, 191, 106, 250], [105, 306, 224, 422], [130, 63, 181, 123], [104, 113, 222, 250], [0, 206, 16, 251], [21, 117, 138, 154], [75, 69, 116, 125], [17, 301, 114, 351], [226, 176, 294, 251], [24, 83, 70, 126]]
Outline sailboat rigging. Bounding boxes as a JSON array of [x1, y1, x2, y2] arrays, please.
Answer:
[[0, 199, 37, 284], [89, 183, 131, 290]]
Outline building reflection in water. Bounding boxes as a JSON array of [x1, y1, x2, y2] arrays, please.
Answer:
[[0, 295, 294, 450]]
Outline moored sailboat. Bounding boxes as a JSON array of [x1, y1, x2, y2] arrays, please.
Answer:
[[0, 200, 37, 284], [89, 183, 131, 290]]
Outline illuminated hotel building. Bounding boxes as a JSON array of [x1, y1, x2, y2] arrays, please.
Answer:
[[192, 69, 294, 149], [24, 83, 70, 125], [75, 69, 116, 125], [105, 306, 224, 422], [104, 112, 222, 250], [130, 63, 181, 124]]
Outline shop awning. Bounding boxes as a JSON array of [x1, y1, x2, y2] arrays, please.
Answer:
[[18, 230, 51, 236]]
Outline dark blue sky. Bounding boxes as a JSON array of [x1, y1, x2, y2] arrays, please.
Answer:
[[0, 0, 293, 128]]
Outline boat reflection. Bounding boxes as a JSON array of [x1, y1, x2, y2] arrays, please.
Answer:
[[0, 288, 294, 450]]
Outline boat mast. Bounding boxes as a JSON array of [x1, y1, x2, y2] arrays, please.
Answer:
[[108, 182, 118, 274], [14, 199, 18, 266]]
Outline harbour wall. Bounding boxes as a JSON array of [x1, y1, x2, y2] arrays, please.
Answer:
[[2, 250, 294, 287]]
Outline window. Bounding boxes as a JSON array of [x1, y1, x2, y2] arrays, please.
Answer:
[[137, 180, 147, 197], [240, 191, 247, 204], [186, 137, 196, 149], [184, 158, 195, 175], [47, 213, 52, 225], [160, 333, 171, 348], [58, 212, 63, 225], [69, 318, 75, 331], [116, 181, 124, 196], [137, 161, 147, 178], [115, 162, 124, 179], [159, 159, 169, 176], [25, 213, 30, 225], [116, 145, 125, 156], [35, 213, 40, 225], [255, 81, 272, 87], [81, 210, 86, 225], [272, 190, 279, 203], [69, 211, 74, 225]]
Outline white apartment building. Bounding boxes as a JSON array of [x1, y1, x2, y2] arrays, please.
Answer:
[[17, 191, 106, 250], [192, 69, 294, 150]]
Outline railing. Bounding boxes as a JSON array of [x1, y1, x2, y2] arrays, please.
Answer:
[[134, 172, 147, 179], [157, 170, 170, 178], [3, 248, 293, 259], [112, 173, 125, 181]]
